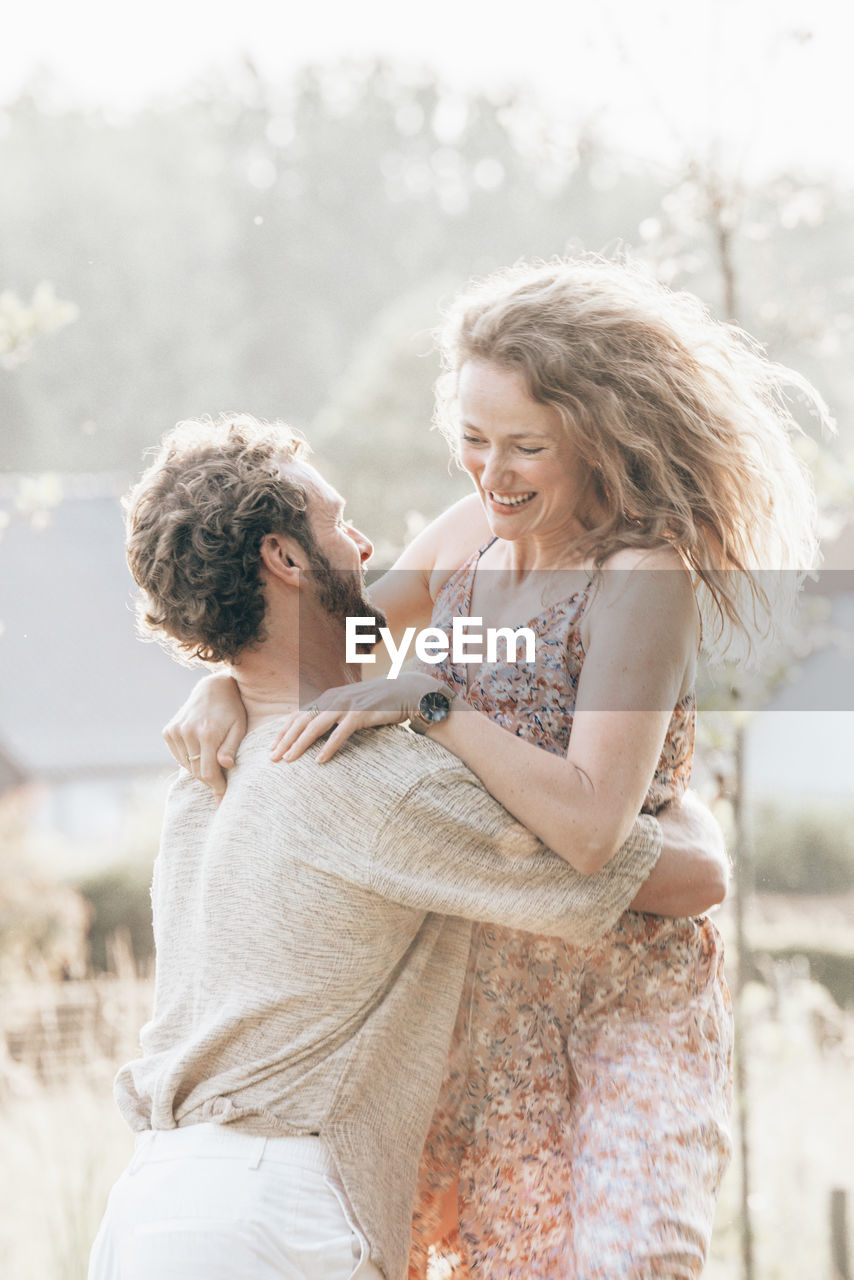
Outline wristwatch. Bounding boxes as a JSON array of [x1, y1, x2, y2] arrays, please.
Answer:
[[409, 687, 456, 734]]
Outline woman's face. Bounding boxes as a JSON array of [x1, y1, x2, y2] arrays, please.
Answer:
[[457, 359, 596, 544]]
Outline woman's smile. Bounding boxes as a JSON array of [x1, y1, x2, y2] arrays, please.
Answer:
[[457, 358, 597, 553], [486, 489, 537, 510]]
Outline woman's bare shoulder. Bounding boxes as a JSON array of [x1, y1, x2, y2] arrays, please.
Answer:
[[585, 542, 698, 660], [595, 543, 694, 605], [599, 543, 687, 573]]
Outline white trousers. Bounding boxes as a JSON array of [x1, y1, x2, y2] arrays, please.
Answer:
[[88, 1125, 383, 1280]]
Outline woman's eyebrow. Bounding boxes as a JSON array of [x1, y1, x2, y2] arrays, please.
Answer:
[[459, 421, 548, 440]]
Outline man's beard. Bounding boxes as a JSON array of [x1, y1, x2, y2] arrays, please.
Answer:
[[308, 551, 388, 638]]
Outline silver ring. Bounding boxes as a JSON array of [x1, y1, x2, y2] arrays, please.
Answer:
[[304, 704, 321, 721]]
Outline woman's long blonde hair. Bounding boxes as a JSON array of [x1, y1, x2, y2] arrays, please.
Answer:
[[435, 256, 833, 652]]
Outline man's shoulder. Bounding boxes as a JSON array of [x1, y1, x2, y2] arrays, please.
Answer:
[[316, 724, 471, 809], [160, 725, 480, 882], [231, 721, 475, 823]]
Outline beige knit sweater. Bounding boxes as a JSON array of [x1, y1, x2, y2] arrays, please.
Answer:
[[115, 722, 661, 1280]]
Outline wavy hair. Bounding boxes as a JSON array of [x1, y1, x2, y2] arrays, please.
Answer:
[[435, 256, 833, 651], [125, 414, 313, 664]]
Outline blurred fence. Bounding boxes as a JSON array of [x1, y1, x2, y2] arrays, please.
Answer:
[[1, 932, 151, 1090]]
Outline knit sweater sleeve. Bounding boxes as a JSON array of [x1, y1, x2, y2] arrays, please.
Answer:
[[369, 764, 661, 947]]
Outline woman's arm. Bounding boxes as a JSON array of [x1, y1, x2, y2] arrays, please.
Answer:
[[162, 672, 248, 797], [426, 551, 698, 873], [275, 549, 699, 877], [369, 492, 488, 638]]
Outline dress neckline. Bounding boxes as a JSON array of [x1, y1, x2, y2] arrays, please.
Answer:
[[462, 536, 593, 637]]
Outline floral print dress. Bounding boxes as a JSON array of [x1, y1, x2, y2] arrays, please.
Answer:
[[409, 542, 733, 1280]]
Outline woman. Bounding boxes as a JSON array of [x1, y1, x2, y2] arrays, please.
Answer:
[[167, 257, 827, 1276]]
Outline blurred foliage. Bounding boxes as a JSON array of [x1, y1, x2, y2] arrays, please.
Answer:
[[0, 795, 91, 981], [0, 784, 163, 979], [77, 867, 154, 973], [749, 946, 854, 1010], [751, 800, 854, 895], [2, 59, 852, 550], [312, 279, 472, 552], [0, 869, 90, 983], [0, 282, 78, 370]]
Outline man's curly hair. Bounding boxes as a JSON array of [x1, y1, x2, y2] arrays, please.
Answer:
[[125, 414, 315, 664]]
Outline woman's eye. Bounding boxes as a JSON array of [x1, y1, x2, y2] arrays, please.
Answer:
[[517, 446, 544, 455], [460, 435, 485, 446]]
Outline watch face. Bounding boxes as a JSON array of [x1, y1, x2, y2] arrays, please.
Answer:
[[419, 690, 451, 723]]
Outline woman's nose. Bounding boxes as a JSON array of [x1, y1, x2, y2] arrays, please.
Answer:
[[481, 449, 510, 490]]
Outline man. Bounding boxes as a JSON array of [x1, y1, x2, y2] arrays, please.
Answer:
[[89, 414, 727, 1280]]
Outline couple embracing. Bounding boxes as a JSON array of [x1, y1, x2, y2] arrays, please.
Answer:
[[90, 257, 824, 1279]]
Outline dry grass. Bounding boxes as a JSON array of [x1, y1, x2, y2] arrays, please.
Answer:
[[1, 1068, 135, 1279], [706, 979, 854, 1278], [1, 937, 852, 1279], [1, 958, 150, 1280]]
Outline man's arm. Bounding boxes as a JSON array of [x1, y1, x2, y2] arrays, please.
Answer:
[[368, 761, 661, 948], [628, 790, 729, 916]]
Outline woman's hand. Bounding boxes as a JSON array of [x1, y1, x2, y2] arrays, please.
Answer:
[[162, 673, 248, 798], [270, 672, 443, 764]]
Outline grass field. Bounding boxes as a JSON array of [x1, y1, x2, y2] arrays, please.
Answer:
[[1, 900, 852, 1279]]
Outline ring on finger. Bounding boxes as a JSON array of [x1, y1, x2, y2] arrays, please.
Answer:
[[305, 704, 321, 721], [187, 753, 202, 763]]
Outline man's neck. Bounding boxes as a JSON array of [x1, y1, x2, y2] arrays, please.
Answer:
[[232, 641, 356, 731]]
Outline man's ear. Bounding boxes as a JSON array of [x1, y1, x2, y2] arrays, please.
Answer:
[[259, 533, 308, 586]]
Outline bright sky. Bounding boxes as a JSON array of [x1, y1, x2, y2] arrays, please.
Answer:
[[4, 0, 853, 178]]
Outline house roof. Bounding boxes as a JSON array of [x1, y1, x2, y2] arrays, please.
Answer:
[[0, 477, 197, 778], [0, 737, 27, 793]]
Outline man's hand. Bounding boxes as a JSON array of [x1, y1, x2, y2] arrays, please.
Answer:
[[630, 790, 729, 917]]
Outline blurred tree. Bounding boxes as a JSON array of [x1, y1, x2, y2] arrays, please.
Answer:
[[0, 62, 666, 473], [0, 280, 78, 471], [0, 282, 77, 370], [634, 127, 852, 1280], [311, 277, 471, 558], [0, 797, 90, 982], [0, 58, 850, 567]]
